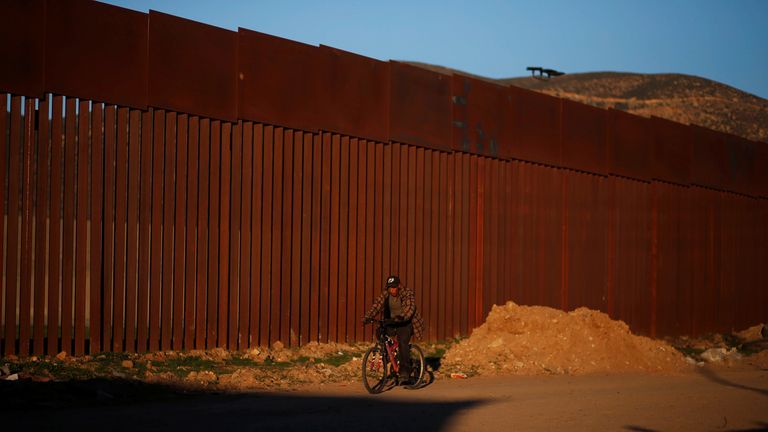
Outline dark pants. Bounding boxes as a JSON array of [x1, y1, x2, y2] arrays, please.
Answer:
[[387, 322, 413, 380]]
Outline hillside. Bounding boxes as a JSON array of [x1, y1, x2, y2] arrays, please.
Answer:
[[405, 62, 768, 143]]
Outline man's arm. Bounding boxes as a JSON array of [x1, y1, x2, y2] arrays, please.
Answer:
[[399, 288, 416, 321], [363, 291, 386, 322]]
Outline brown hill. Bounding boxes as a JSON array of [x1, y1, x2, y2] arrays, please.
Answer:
[[405, 62, 768, 143]]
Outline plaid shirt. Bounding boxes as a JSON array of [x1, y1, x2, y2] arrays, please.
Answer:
[[364, 286, 425, 340]]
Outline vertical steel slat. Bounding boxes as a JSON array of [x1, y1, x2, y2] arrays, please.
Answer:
[[33, 95, 51, 356], [309, 133, 322, 343], [73, 100, 90, 356], [249, 123, 263, 347], [364, 141, 376, 341], [299, 132, 313, 344], [414, 148, 425, 318], [184, 116, 199, 349], [173, 114, 189, 351], [389, 144, 401, 280], [47, 96, 64, 355], [217, 122, 231, 348], [125, 109, 142, 351], [88, 103, 104, 354], [328, 134, 340, 342], [149, 109, 164, 352], [238, 122, 252, 349], [406, 146, 417, 299], [318, 132, 331, 343], [458, 154, 470, 335], [289, 130, 303, 345], [381, 143, 393, 323], [467, 155, 478, 331], [356, 140, 368, 341], [137, 110, 153, 352], [0, 94, 6, 354], [430, 152, 440, 340], [196, 119, 211, 349], [269, 127, 283, 344], [18, 98, 36, 357], [280, 129, 294, 345], [160, 112, 176, 350], [206, 120, 220, 348], [373, 142, 384, 339], [346, 138, 359, 341], [489, 159, 500, 314], [5, 95, 22, 356], [397, 144, 409, 304], [59, 97, 78, 356], [112, 107, 129, 352], [104, 103, 117, 353], [421, 149, 432, 336], [437, 152, 447, 340], [226, 122, 240, 350], [445, 151, 456, 338], [337, 136, 349, 343], [259, 125, 273, 346]]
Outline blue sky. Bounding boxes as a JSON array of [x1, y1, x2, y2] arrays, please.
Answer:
[[103, 0, 768, 99]]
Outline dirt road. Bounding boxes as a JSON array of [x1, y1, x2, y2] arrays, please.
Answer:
[[6, 365, 767, 431]]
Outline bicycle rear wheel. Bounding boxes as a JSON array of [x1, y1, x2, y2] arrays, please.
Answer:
[[406, 344, 425, 388], [362, 346, 387, 394]]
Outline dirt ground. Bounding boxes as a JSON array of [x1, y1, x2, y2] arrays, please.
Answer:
[[3, 364, 767, 431], [1, 302, 767, 430]]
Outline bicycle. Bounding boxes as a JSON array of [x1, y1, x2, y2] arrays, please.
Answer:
[[361, 318, 425, 394]]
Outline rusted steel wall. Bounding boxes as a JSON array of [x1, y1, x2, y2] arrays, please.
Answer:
[[1, 1, 767, 356]]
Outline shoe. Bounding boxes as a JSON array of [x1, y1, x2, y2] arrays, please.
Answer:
[[399, 377, 413, 386]]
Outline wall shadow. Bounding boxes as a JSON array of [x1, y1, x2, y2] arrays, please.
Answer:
[[1, 378, 484, 431]]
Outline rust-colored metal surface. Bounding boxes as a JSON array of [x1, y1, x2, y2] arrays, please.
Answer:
[[227, 122, 241, 350], [607, 109, 651, 181], [722, 133, 756, 196], [650, 116, 692, 186], [126, 110, 141, 353], [290, 130, 303, 346], [161, 113, 177, 351], [137, 110, 154, 352], [186, 117, 200, 350], [689, 186, 719, 335], [561, 100, 607, 174], [389, 61, 451, 151], [0, 0, 45, 97], [300, 132, 314, 344], [148, 11, 237, 122], [3, 96, 22, 355], [346, 138, 360, 342], [174, 114, 189, 351], [564, 170, 609, 312], [239, 122, 252, 349], [654, 182, 694, 336], [451, 75, 510, 158], [0, 95, 6, 353], [336, 135, 349, 343], [250, 123, 264, 347], [610, 177, 653, 335], [102, 105, 116, 352], [112, 107, 129, 353], [61, 97, 77, 356], [318, 46, 389, 142], [74, 101, 91, 356], [47, 96, 64, 355], [33, 96, 51, 356], [280, 129, 295, 345], [237, 29, 322, 132], [206, 120, 221, 348], [149, 109, 164, 352], [691, 125, 729, 191], [18, 98, 35, 357], [309, 132, 322, 342], [318, 132, 331, 342], [197, 118, 211, 349], [506, 86, 561, 166], [89, 103, 104, 354], [269, 128, 284, 345], [45, 0, 148, 109], [217, 122, 231, 348]]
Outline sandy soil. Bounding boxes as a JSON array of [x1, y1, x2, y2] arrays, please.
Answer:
[[4, 364, 767, 432]]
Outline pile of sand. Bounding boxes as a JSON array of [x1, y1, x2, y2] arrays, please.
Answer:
[[442, 301, 689, 376]]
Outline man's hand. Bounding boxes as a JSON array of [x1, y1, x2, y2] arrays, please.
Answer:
[[362, 317, 373, 325]]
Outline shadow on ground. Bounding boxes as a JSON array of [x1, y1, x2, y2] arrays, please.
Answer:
[[696, 367, 768, 398], [1, 378, 484, 431]]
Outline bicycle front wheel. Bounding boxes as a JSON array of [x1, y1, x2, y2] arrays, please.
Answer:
[[362, 345, 387, 394], [407, 344, 425, 388]]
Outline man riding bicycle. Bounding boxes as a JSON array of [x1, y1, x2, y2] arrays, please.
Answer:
[[362, 275, 424, 385]]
